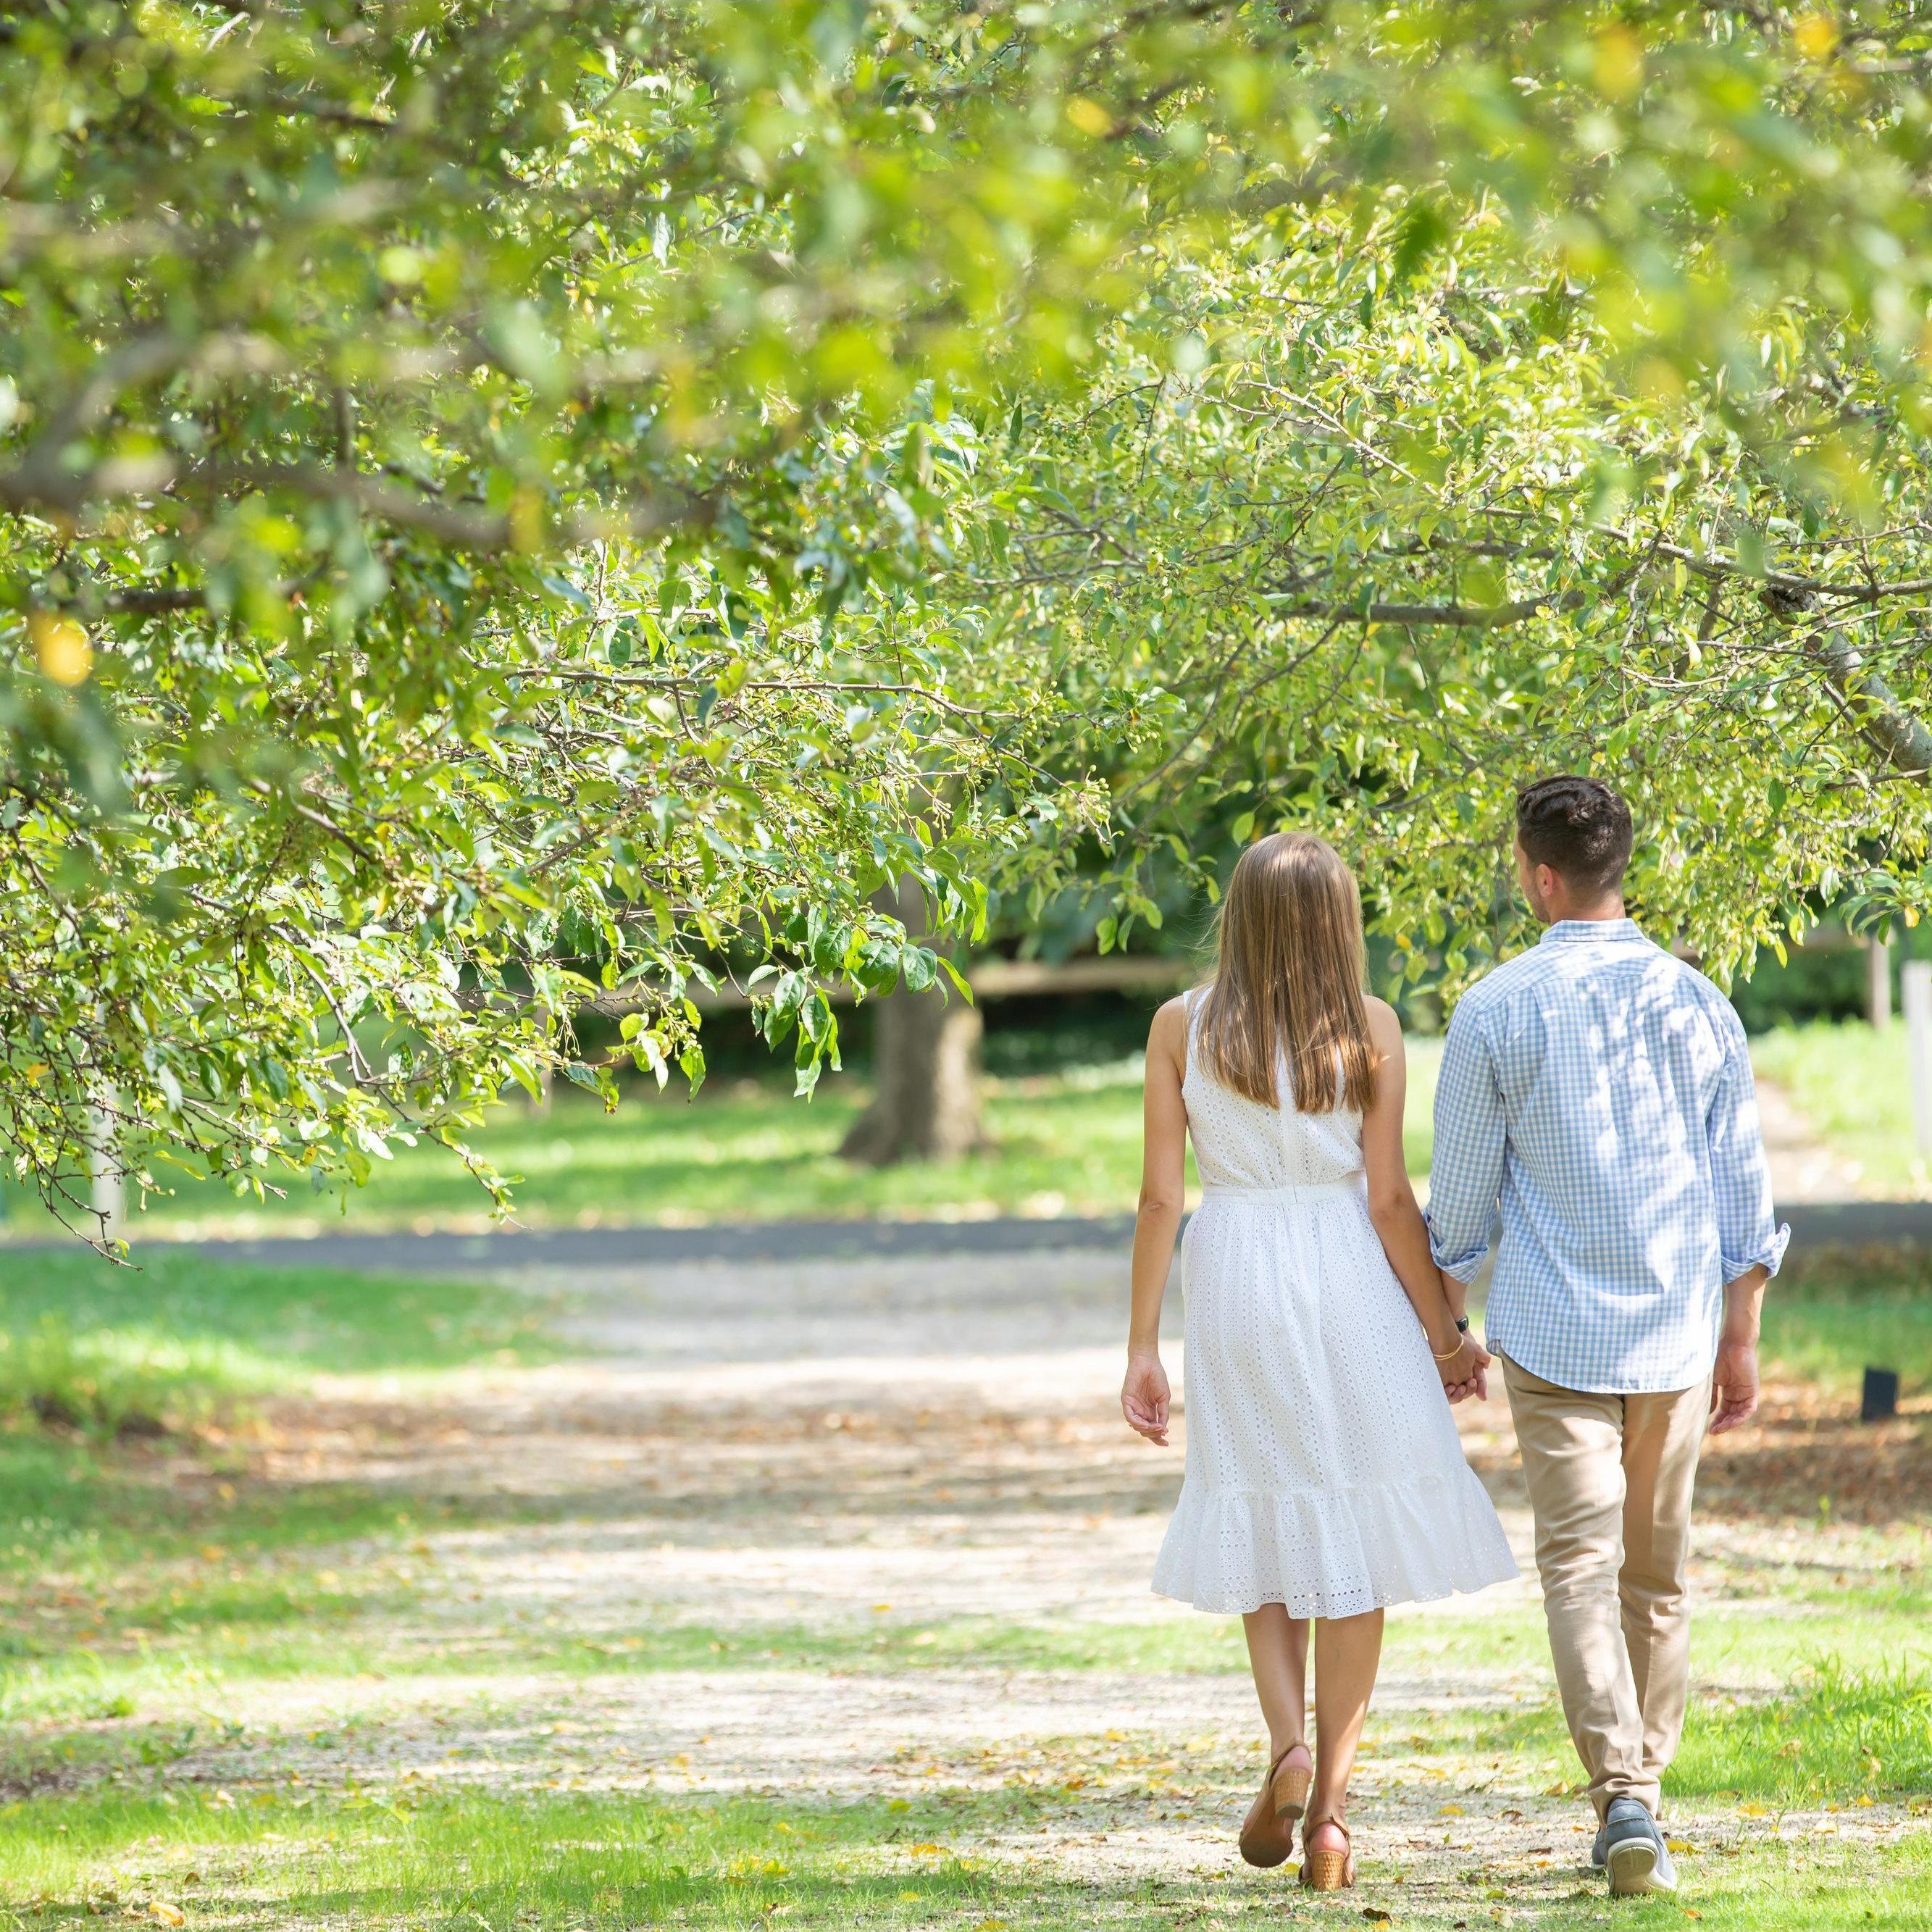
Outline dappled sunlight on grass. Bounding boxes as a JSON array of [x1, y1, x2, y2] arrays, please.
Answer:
[[1758, 1250, 1932, 1393], [1670, 1662, 1932, 1805], [3, 1781, 1929, 1931], [1751, 1020, 1931, 1197], [5, 1043, 1442, 1237], [2, 1218, 1927, 1929]]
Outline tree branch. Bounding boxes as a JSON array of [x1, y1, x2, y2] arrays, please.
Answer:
[[1809, 628, 1932, 780]]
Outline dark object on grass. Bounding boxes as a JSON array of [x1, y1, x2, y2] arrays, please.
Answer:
[[1861, 1367, 1900, 1422]]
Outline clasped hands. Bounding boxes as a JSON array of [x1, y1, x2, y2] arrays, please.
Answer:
[[1434, 1331, 1490, 1404]]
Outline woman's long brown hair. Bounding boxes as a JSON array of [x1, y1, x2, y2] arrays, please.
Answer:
[[1195, 832, 1379, 1114]]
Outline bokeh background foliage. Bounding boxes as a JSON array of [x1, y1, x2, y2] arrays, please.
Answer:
[[4, 1, 1932, 1233]]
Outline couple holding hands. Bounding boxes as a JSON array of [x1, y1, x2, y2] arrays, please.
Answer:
[[1122, 775, 1785, 1898]]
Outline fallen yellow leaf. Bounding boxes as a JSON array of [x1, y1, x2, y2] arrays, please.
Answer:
[[151, 1905, 187, 1927]]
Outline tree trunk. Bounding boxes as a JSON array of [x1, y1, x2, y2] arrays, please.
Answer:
[[840, 879, 984, 1164]]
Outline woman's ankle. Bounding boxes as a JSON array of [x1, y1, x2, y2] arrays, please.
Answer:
[[1270, 1734, 1310, 1762]]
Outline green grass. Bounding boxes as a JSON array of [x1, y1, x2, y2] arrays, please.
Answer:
[[0, 1314, 250, 1438], [7, 1560, 1928, 1742], [1, 1782, 1928, 1931], [0, 1247, 557, 1634], [1751, 1018, 1930, 1194], [4, 1013, 1925, 1247], [1385, 1659, 1932, 1806], [1670, 1660, 1932, 1805], [2, 1161, 1926, 1931], [3, 1045, 1443, 1240], [0, 1243, 555, 1416], [1, 1245, 555, 1377], [1760, 1251, 1932, 1394]]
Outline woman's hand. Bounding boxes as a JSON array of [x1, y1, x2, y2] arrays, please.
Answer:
[[1121, 1351, 1172, 1445], [1436, 1333, 1491, 1404]]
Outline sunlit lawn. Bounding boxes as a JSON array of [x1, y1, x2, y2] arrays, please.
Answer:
[[3, 1244, 1928, 1931], [0, 1247, 560, 1644], [1, 1014, 1924, 1240], [1, 1047, 1444, 1239], [1751, 1018, 1931, 1195], [4, 1783, 1928, 1932]]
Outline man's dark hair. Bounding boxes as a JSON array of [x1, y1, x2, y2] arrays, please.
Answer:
[[1515, 775, 1633, 895]]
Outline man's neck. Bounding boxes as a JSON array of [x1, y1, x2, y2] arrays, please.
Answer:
[[1546, 898, 1626, 926]]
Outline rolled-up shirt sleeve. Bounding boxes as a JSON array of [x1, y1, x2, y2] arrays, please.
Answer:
[[1427, 1002, 1508, 1282], [1707, 1016, 1790, 1282]]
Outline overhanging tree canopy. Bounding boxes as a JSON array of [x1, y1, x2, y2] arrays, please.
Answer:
[[5, 1, 1932, 1234], [965, 225, 1932, 986]]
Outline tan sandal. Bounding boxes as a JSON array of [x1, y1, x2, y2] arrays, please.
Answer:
[[1298, 1815, 1355, 1891], [1271, 1741, 1312, 1822], [1237, 1741, 1310, 1868]]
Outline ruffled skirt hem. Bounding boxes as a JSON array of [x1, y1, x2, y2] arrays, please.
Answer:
[[1150, 1465, 1518, 1618]]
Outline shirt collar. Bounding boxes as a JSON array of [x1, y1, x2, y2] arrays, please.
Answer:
[[1539, 916, 1647, 947]]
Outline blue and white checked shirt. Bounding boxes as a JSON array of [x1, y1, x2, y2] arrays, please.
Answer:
[[1426, 918, 1789, 1394]]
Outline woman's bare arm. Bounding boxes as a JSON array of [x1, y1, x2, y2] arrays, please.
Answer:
[[1361, 999, 1489, 1398], [1122, 997, 1189, 1446]]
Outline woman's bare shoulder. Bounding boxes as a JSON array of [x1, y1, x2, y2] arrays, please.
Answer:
[[1362, 995, 1405, 1053], [1150, 994, 1191, 1041], [1147, 993, 1195, 1064]]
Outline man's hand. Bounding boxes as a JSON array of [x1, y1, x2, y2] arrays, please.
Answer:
[[1121, 1351, 1171, 1445], [1709, 1334, 1760, 1434]]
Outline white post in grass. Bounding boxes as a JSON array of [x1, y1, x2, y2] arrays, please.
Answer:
[[88, 1094, 123, 1239], [1904, 961, 1932, 1158]]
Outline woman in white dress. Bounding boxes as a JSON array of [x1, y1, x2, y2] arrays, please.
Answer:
[[1121, 832, 1516, 1890]]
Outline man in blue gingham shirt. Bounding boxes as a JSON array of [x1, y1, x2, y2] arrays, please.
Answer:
[[1427, 923, 1789, 1394], [1426, 776, 1786, 1899]]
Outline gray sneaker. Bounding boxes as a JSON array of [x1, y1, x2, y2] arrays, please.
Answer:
[[1601, 1797, 1677, 1896], [1586, 1816, 1643, 1867]]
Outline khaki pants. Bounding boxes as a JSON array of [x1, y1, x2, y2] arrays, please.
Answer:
[[1500, 1352, 1710, 1821]]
